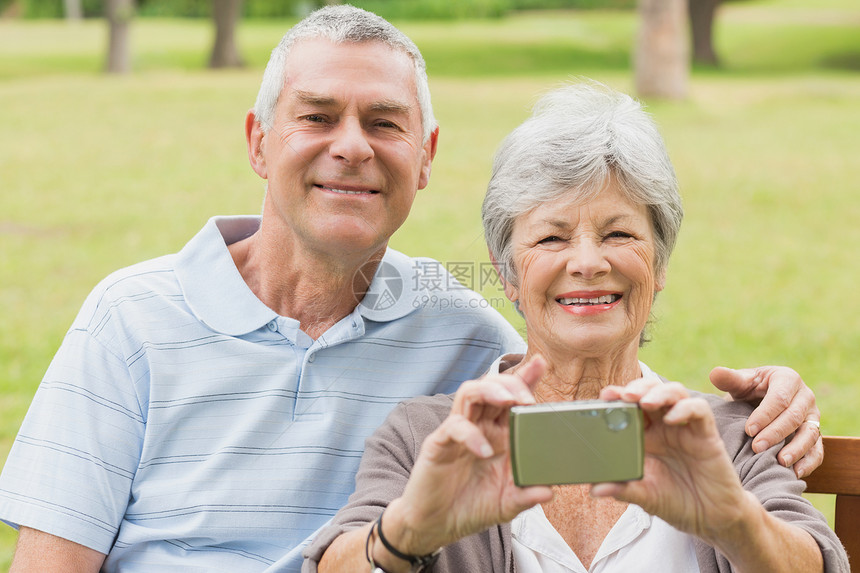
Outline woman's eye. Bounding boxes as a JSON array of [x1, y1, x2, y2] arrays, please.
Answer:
[[537, 236, 562, 244], [606, 231, 633, 240]]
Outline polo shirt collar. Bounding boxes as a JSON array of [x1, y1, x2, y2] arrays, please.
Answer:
[[175, 216, 422, 336], [176, 216, 279, 336]]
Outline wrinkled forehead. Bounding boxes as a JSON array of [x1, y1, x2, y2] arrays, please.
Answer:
[[282, 38, 418, 100], [515, 183, 652, 231], [287, 37, 415, 77]]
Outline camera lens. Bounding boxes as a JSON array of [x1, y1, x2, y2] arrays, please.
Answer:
[[604, 408, 630, 431]]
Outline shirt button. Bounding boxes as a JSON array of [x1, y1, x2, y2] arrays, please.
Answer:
[[267, 320, 277, 332], [307, 354, 316, 363]]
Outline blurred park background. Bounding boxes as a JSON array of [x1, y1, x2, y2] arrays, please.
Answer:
[[1, 0, 859, 566]]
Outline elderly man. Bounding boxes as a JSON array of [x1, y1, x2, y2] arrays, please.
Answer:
[[0, 6, 822, 573]]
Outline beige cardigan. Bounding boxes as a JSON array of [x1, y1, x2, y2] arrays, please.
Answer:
[[304, 382, 848, 572]]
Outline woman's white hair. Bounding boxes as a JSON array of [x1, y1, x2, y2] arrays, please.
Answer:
[[482, 81, 684, 286], [253, 5, 437, 143]]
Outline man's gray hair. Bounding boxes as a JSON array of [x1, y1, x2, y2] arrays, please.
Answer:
[[482, 81, 684, 286], [253, 5, 437, 143]]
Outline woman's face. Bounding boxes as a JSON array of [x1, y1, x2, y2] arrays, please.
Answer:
[[505, 183, 664, 358]]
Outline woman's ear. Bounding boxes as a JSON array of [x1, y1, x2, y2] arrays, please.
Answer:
[[655, 267, 667, 293], [489, 250, 518, 303]]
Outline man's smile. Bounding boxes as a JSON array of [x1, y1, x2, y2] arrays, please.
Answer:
[[315, 183, 379, 195]]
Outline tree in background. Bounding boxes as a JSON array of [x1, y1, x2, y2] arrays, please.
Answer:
[[11, 0, 723, 83], [209, 0, 244, 68], [105, 0, 134, 73], [634, 0, 688, 99], [689, 0, 721, 65], [64, 0, 82, 20]]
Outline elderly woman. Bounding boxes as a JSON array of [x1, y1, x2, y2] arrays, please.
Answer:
[[304, 83, 847, 573]]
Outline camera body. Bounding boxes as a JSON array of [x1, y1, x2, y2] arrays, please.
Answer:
[[509, 400, 644, 486]]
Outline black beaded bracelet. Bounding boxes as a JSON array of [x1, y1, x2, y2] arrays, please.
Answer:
[[365, 520, 382, 570], [374, 510, 440, 571]]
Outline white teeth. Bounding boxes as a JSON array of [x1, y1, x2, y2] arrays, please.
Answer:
[[558, 295, 619, 306], [322, 185, 373, 195]]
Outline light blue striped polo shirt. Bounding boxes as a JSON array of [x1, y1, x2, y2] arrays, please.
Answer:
[[0, 216, 525, 572]]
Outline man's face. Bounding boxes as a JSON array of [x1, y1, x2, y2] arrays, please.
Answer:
[[250, 38, 436, 261]]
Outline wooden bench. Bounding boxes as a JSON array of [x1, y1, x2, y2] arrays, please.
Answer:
[[803, 436, 860, 572]]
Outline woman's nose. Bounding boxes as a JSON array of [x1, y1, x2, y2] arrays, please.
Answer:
[[329, 119, 374, 165], [565, 240, 611, 279]]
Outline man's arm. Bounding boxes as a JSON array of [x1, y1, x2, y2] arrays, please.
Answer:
[[710, 366, 823, 477], [10, 527, 106, 573]]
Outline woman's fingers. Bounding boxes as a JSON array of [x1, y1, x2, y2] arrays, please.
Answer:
[[598, 385, 624, 400], [610, 379, 690, 414], [638, 382, 689, 410], [602, 381, 720, 442], [606, 377, 664, 403], [453, 380, 512, 421], [660, 397, 718, 438], [453, 355, 547, 420], [590, 481, 627, 499], [514, 354, 547, 391], [591, 394, 740, 537], [437, 414, 496, 459], [517, 485, 555, 506]]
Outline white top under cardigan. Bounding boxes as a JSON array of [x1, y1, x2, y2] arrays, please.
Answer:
[[488, 357, 701, 573]]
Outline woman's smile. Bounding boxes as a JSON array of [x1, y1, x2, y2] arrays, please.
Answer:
[[556, 291, 623, 315]]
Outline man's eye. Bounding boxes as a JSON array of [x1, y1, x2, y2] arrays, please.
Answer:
[[303, 115, 328, 123], [375, 120, 400, 130]]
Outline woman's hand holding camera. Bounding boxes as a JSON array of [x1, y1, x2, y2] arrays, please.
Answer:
[[383, 356, 554, 558]]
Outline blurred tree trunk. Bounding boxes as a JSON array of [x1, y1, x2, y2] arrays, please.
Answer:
[[689, 0, 721, 66], [105, 0, 133, 74], [1, 2, 21, 18], [209, 0, 244, 68], [635, 0, 689, 100], [64, 0, 82, 20]]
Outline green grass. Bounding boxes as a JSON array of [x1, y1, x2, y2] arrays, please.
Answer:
[[2, 1, 860, 567]]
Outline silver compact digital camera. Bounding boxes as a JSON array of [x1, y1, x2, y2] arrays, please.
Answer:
[[509, 400, 644, 486]]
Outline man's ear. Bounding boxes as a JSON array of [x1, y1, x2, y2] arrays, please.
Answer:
[[417, 126, 439, 190], [245, 110, 267, 180], [489, 250, 518, 303]]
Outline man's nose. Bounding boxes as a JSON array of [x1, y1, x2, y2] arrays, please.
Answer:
[[329, 119, 374, 165]]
